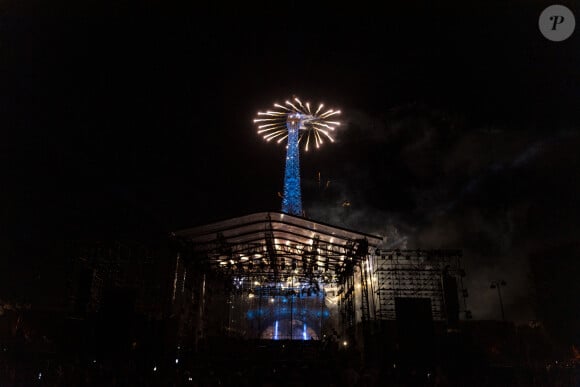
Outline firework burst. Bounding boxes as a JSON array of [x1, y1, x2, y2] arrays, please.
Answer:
[[253, 97, 341, 151]]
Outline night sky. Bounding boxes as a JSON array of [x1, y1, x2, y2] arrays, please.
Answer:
[[1, 0, 579, 338]]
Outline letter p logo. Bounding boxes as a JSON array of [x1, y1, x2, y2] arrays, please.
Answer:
[[539, 5, 575, 41], [550, 15, 566, 30]]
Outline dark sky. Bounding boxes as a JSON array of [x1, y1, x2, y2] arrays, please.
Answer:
[[1, 0, 580, 332]]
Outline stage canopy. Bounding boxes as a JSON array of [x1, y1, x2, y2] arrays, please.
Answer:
[[172, 211, 383, 280]]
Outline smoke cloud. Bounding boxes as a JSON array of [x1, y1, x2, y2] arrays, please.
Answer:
[[304, 103, 580, 324]]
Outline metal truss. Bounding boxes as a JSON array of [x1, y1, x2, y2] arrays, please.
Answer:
[[372, 249, 466, 321]]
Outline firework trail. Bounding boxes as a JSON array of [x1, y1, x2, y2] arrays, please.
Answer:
[[254, 97, 341, 152]]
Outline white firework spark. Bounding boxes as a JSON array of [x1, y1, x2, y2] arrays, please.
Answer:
[[253, 97, 341, 151]]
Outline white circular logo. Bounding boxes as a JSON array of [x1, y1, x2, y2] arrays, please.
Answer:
[[539, 5, 575, 42]]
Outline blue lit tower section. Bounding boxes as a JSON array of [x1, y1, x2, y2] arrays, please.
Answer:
[[254, 97, 341, 216], [282, 113, 303, 216]]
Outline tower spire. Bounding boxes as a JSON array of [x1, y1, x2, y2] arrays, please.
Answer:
[[281, 113, 303, 216]]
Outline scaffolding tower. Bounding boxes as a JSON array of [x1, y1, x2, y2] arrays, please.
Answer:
[[372, 249, 467, 322]]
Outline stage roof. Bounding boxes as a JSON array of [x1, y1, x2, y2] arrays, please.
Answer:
[[172, 212, 383, 278], [175, 212, 382, 247]]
